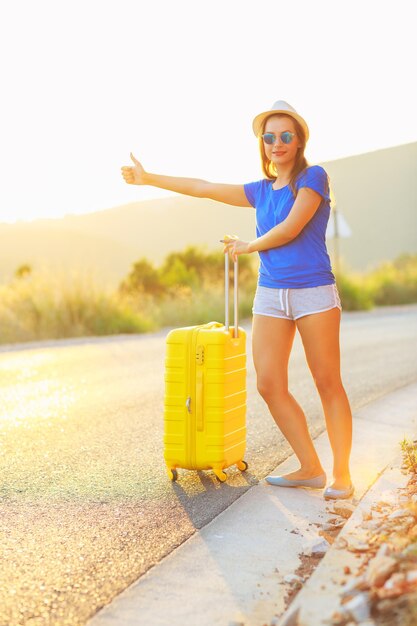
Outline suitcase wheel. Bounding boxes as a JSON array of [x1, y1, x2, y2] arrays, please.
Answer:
[[167, 468, 178, 482], [214, 469, 228, 483], [237, 460, 248, 472]]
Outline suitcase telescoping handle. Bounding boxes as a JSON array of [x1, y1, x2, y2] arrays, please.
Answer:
[[224, 252, 239, 338]]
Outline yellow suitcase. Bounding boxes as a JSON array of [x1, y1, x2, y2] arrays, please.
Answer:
[[164, 255, 248, 482]]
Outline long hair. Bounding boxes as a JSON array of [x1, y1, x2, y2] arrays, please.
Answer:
[[258, 114, 309, 196]]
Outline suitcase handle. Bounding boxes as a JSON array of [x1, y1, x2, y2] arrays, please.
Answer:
[[224, 253, 239, 338]]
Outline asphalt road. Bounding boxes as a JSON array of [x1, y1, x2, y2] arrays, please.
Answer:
[[1, 305, 417, 626]]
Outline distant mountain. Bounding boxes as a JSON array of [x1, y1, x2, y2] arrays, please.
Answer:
[[322, 141, 417, 272], [0, 196, 256, 286], [0, 142, 415, 285]]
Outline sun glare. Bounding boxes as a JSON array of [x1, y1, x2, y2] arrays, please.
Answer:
[[0, 351, 76, 425]]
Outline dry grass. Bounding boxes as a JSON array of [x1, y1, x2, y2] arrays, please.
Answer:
[[0, 270, 153, 344], [0, 253, 416, 345]]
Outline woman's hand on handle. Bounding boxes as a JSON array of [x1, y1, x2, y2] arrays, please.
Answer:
[[121, 153, 147, 185], [222, 235, 253, 262]]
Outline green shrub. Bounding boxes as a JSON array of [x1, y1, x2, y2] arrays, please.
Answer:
[[335, 272, 374, 311], [366, 254, 417, 306], [335, 253, 417, 310]]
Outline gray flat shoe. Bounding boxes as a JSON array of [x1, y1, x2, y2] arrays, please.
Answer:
[[265, 473, 327, 489], [323, 484, 354, 500]]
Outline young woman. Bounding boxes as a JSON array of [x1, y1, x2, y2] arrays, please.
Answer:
[[121, 100, 354, 500]]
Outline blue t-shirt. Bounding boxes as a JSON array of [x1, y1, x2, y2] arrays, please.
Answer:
[[244, 165, 335, 289]]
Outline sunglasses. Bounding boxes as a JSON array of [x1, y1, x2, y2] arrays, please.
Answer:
[[262, 131, 296, 145]]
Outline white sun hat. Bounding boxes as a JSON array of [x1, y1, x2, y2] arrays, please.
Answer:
[[252, 100, 309, 142]]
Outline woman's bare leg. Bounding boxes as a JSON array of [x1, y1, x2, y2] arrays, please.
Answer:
[[252, 314, 325, 479], [296, 307, 352, 489]]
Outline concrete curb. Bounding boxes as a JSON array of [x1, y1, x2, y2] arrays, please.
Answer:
[[88, 382, 417, 626], [277, 457, 411, 626]]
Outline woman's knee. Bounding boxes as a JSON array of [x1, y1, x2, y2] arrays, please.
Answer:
[[313, 370, 343, 396], [256, 375, 288, 403]]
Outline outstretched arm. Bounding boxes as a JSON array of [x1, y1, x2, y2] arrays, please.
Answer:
[[121, 153, 252, 208]]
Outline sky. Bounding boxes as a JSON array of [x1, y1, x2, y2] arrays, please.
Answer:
[[1, 0, 416, 223]]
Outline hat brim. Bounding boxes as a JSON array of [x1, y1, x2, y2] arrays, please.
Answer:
[[252, 109, 309, 142]]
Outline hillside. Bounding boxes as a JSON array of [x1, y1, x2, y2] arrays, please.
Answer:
[[0, 197, 256, 286], [322, 141, 417, 271], [0, 142, 415, 285]]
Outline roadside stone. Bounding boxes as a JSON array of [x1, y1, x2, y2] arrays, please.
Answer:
[[376, 543, 392, 558], [343, 591, 372, 622], [319, 529, 337, 545], [377, 572, 407, 598], [302, 538, 331, 557], [341, 576, 369, 601], [323, 519, 346, 531], [333, 502, 356, 519], [347, 538, 370, 552], [388, 508, 414, 520], [406, 570, 417, 583], [365, 555, 398, 587]]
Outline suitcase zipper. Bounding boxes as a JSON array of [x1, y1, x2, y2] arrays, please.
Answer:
[[185, 331, 192, 469], [187, 327, 200, 469]]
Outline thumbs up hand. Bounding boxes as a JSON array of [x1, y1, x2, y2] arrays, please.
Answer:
[[121, 152, 147, 185]]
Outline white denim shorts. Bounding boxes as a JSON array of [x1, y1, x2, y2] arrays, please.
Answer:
[[252, 284, 342, 321]]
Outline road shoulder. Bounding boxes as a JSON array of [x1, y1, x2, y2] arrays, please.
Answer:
[[88, 382, 417, 626]]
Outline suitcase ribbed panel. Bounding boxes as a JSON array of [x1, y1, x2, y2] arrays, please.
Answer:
[[164, 324, 246, 473], [164, 327, 192, 468]]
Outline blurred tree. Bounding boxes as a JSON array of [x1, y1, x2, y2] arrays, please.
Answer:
[[160, 256, 199, 290], [392, 253, 417, 271], [160, 246, 257, 289], [15, 264, 32, 279], [120, 246, 258, 298], [119, 258, 165, 297]]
